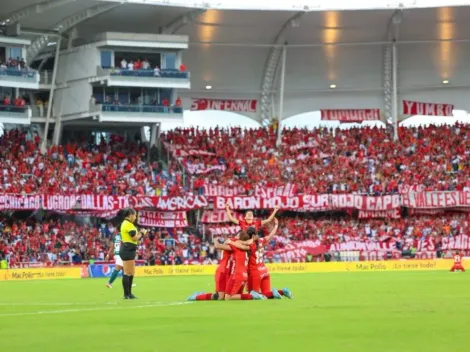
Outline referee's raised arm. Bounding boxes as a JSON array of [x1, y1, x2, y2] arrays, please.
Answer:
[[119, 208, 147, 299]]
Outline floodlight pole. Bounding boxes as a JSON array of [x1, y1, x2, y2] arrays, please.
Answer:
[[276, 45, 287, 147], [41, 36, 62, 153], [392, 41, 399, 141]]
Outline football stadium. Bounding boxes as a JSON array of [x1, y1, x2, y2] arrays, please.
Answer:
[[0, 0, 469, 351]]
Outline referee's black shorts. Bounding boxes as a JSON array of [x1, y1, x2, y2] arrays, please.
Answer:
[[119, 242, 137, 261]]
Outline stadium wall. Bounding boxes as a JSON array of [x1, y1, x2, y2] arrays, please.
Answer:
[[0, 259, 468, 281], [54, 81, 93, 117], [57, 46, 99, 83]]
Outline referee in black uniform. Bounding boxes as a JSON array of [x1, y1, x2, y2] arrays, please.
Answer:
[[119, 208, 147, 299]]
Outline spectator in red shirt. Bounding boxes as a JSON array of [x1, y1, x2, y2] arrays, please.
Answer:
[[162, 97, 169, 113], [175, 97, 182, 107]]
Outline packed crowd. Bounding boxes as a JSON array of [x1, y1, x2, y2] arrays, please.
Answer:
[[0, 129, 184, 196], [163, 124, 470, 195], [0, 213, 468, 267], [205, 212, 469, 261], [0, 216, 213, 267]]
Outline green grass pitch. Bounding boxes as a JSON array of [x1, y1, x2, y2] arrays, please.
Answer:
[[0, 272, 468, 352]]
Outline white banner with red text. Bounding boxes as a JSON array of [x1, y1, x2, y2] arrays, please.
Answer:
[[402, 100, 454, 116], [190, 98, 258, 113], [320, 109, 381, 122], [401, 192, 470, 209], [164, 143, 216, 158], [53, 209, 120, 219], [254, 183, 297, 198], [358, 208, 401, 219], [441, 235, 470, 250], [207, 225, 241, 235], [398, 184, 426, 194], [0, 194, 209, 211], [1, 191, 469, 212], [216, 194, 401, 211], [408, 208, 470, 216], [201, 210, 244, 223], [138, 211, 188, 228], [203, 184, 245, 197], [202, 183, 297, 197], [185, 164, 226, 175]]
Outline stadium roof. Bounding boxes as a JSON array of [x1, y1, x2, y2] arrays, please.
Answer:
[[2, 0, 470, 122]]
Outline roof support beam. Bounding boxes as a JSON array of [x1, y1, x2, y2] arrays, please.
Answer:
[[161, 9, 206, 34], [258, 12, 305, 125], [383, 10, 402, 126], [26, 3, 120, 63], [1, 0, 76, 25]]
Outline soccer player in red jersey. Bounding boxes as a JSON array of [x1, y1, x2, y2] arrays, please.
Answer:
[[450, 251, 465, 272], [187, 237, 235, 301], [187, 234, 255, 301], [248, 219, 293, 299], [224, 231, 265, 300], [213, 241, 233, 299], [225, 203, 279, 232]]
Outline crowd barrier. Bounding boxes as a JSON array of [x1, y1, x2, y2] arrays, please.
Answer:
[[1, 259, 468, 281]]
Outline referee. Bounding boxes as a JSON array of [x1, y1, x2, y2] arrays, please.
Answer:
[[119, 208, 147, 299]]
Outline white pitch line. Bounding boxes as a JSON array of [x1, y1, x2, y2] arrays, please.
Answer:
[[0, 301, 192, 317], [0, 302, 119, 306]]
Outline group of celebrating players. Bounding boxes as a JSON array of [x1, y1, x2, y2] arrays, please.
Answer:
[[186, 204, 294, 301], [103, 205, 465, 300]]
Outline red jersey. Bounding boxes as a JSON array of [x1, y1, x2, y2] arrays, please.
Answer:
[[230, 244, 248, 280], [248, 237, 268, 273], [217, 249, 232, 275], [239, 219, 262, 232], [454, 254, 463, 265]]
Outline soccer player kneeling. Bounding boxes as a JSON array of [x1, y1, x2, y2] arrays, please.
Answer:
[[450, 251, 465, 272], [248, 219, 293, 299], [224, 231, 265, 300]]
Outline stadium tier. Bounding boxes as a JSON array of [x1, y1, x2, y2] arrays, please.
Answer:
[[163, 124, 470, 195], [0, 129, 183, 196]]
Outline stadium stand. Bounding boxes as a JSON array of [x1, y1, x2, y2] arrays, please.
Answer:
[[0, 129, 183, 196], [1, 213, 468, 267], [162, 124, 470, 195]]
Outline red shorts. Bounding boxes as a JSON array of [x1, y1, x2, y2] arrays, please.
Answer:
[[225, 276, 247, 296], [215, 270, 227, 292], [248, 271, 271, 293]]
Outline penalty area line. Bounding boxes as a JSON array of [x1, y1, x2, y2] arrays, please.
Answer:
[[0, 301, 193, 317]]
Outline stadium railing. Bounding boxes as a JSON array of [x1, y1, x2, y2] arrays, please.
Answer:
[[101, 67, 189, 79], [100, 104, 182, 114], [0, 67, 39, 81]]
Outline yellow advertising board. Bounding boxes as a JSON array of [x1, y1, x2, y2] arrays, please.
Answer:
[[133, 259, 465, 277], [136, 265, 217, 277], [1, 259, 463, 281], [266, 259, 467, 274], [0, 267, 82, 281]]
